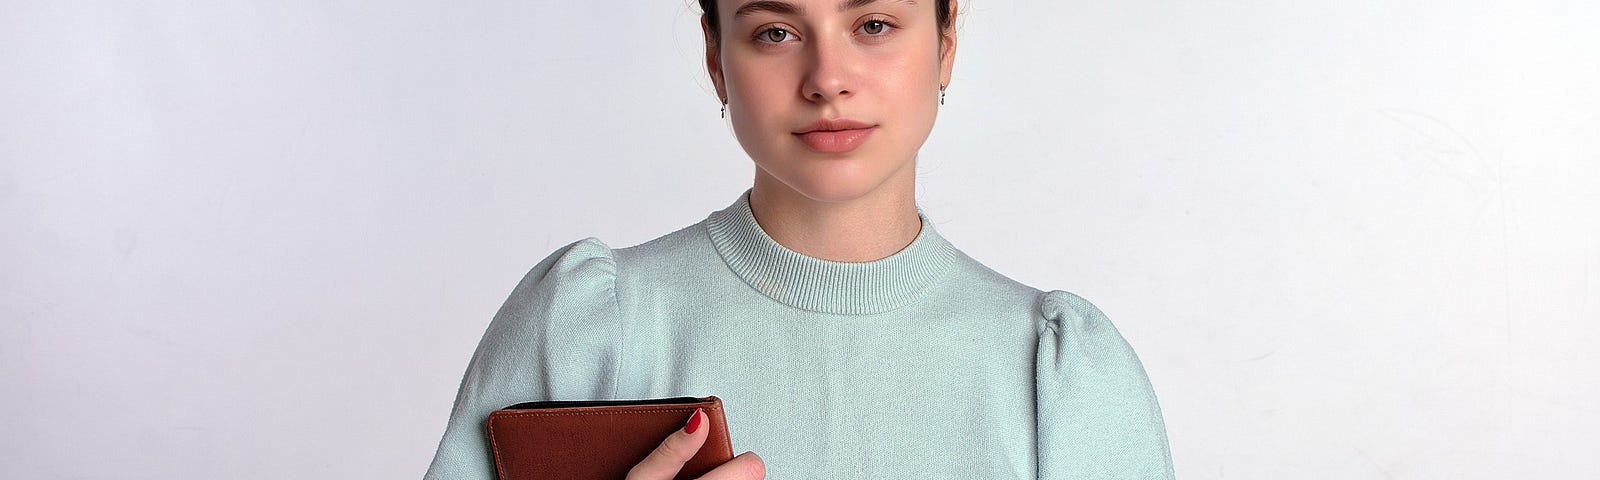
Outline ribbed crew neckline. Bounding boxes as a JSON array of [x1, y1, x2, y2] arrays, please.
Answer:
[[704, 188, 959, 315]]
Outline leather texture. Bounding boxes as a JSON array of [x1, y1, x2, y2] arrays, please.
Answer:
[[486, 396, 734, 480]]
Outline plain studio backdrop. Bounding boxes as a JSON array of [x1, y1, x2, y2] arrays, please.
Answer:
[[2, 0, 1596, 478]]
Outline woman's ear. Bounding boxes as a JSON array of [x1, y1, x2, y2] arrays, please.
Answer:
[[702, 16, 728, 102], [938, 0, 959, 89]]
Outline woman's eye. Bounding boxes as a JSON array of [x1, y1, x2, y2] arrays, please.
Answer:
[[861, 20, 890, 35], [754, 20, 892, 46], [757, 27, 793, 43]]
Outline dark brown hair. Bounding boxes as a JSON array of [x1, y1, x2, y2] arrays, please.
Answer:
[[698, 0, 955, 50]]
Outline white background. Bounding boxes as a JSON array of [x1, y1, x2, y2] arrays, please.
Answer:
[[3, 1, 1596, 478]]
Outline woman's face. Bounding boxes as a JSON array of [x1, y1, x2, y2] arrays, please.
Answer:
[[705, 0, 957, 202]]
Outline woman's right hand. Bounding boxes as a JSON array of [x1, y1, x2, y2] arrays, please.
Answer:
[[625, 408, 766, 480]]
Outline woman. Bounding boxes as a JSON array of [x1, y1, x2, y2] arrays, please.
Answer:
[[425, 0, 1175, 478]]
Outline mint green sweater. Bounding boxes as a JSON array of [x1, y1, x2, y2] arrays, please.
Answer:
[[424, 189, 1175, 479]]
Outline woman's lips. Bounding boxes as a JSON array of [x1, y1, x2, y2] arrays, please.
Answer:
[[794, 127, 875, 154]]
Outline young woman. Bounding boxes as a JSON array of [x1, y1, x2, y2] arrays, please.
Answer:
[[425, 1, 1175, 478]]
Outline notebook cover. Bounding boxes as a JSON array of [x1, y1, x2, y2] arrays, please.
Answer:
[[486, 396, 734, 480]]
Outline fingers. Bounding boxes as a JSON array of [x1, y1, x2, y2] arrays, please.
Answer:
[[695, 451, 765, 480], [626, 408, 709, 480]]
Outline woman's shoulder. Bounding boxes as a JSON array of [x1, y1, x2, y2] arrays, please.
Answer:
[[1035, 289, 1119, 337], [942, 251, 1134, 343], [517, 216, 709, 287], [510, 221, 724, 313], [480, 238, 617, 337], [512, 236, 618, 291], [492, 237, 621, 325], [610, 221, 709, 269]]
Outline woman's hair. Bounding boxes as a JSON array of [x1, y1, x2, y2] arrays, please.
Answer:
[[698, 0, 955, 50]]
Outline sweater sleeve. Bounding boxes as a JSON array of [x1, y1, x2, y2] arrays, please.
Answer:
[[423, 237, 623, 479], [1035, 290, 1176, 479]]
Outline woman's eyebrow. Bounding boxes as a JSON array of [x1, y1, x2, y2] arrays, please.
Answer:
[[839, 0, 918, 12], [732, 0, 918, 19], [733, 0, 800, 18]]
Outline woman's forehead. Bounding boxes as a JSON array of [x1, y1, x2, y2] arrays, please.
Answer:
[[723, 0, 923, 19]]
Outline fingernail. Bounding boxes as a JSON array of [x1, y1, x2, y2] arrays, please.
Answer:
[[683, 408, 703, 434]]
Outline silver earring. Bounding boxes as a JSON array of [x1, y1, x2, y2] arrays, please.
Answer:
[[939, 86, 946, 105], [720, 100, 727, 118]]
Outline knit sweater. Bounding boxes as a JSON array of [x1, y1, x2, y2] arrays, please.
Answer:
[[423, 189, 1176, 479]]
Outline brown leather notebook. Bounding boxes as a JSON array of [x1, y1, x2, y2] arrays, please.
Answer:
[[485, 396, 733, 480]]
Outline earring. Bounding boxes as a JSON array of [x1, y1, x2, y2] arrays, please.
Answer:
[[939, 85, 946, 105], [720, 99, 727, 118]]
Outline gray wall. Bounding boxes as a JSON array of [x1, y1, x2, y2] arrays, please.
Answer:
[[2, 0, 1596, 478]]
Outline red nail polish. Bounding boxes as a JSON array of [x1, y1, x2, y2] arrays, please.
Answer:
[[684, 408, 703, 434]]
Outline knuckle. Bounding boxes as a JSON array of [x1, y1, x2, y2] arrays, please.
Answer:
[[625, 461, 653, 480], [744, 455, 766, 479], [624, 464, 649, 480], [654, 437, 694, 461]]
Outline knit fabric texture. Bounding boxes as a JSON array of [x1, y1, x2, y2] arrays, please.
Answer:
[[423, 188, 1175, 479]]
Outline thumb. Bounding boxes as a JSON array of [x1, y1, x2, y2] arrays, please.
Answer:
[[627, 408, 709, 480]]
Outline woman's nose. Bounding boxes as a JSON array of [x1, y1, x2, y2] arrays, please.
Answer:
[[801, 34, 854, 103]]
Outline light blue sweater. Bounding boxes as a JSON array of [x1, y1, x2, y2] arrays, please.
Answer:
[[424, 189, 1175, 479]]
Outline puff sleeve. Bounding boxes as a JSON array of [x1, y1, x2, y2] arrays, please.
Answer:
[[1035, 290, 1176, 479], [423, 238, 623, 479]]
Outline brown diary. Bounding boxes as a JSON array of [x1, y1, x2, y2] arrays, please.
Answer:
[[485, 396, 734, 480]]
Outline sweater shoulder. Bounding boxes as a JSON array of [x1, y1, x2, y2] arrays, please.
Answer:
[[936, 248, 1046, 312], [610, 220, 712, 278], [504, 236, 617, 304]]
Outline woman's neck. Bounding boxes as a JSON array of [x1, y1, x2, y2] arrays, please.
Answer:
[[747, 170, 922, 263]]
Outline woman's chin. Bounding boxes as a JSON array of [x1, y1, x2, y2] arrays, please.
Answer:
[[771, 170, 897, 204], [752, 143, 915, 203]]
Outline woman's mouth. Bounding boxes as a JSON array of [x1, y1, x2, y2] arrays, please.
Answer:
[[796, 120, 883, 154]]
